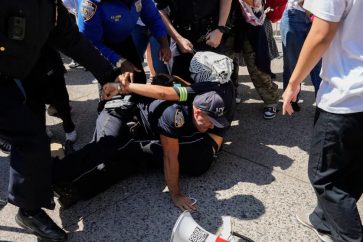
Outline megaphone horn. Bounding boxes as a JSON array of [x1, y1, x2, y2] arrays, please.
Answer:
[[170, 211, 228, 242]]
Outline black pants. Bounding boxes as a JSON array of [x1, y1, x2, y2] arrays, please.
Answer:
[[309, 108, 363, 242], [22, 46, 75, 133], [0, 80, 54, 210], [53, 133, 215, 200]]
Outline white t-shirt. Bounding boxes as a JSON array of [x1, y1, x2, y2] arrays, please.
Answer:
[[304, 0, 363, 114], [286, 0, 305, 12]]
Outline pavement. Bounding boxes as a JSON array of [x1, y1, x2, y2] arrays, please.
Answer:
[[1, 37, 362, 242]]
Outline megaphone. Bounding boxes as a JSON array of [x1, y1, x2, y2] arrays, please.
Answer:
[[170, 211, 228, 242]]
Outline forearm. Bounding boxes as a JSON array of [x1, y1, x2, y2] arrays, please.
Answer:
[[159, 10, 183, 43], [157, 35, 170, 49], [288, 17, 337, 87], [164, 155, 181, 196], [128, 83, 179, 100], [218, 0, 232, 26]]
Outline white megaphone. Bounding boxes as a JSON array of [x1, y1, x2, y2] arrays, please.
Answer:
[[170, 211, 229, 242]]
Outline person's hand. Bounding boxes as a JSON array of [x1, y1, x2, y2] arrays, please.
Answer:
[[171, 193, 197, 212], [159, 46, 172, 63], [205, 29, 223, 48], [116, 72, 131, 94], [176, 37, 194, 54], [120, 60, 141, 73], [101, 82, 120, 100], [282, 83, 301, 115]]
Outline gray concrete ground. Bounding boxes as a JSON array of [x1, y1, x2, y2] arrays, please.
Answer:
[[1, 38, 362, 242]]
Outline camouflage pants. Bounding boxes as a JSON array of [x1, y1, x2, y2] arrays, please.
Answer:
[[241, 39, 279, 106]]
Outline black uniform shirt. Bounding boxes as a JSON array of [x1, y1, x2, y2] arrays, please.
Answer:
[[137, 98, 228, 139], [0, 0, 117, 84], [138, 100, 195, 139]]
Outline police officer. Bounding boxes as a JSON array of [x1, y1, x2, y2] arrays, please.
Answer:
[[78, 0, 171, 84], [155, 0, 233, 81], [103, 51, 236, 123], [0, 1, 122, 241], [53, 91, 229, 211]]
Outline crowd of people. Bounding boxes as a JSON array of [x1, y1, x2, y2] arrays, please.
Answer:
[[0, 0, 362, 241]]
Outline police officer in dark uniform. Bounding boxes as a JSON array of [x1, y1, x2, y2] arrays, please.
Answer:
[[77, 0, 171, 84], [52, 91, 229, 211], [155, 0, 233, 81], [0, 1, 122, 241]]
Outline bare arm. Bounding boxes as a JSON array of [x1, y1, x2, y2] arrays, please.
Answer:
[[159, 10, 193, 53], [160, 135, 196, 211], [282, 16, 339, 115], [128, 83, 179, 100], [206, 0, 232, 48]]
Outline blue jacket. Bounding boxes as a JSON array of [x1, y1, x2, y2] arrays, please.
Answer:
[[77, 0, 167, 65]]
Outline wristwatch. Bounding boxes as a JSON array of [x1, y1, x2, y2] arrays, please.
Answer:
[[116, 57, 127, 68], [216, 25, 231, 34]]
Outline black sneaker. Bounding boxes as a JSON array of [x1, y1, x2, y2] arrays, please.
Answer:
[[15, 209, 67, 241], [263, 106, 277, 120]]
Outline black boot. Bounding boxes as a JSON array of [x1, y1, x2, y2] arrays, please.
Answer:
[[15, 209, 68, 241]]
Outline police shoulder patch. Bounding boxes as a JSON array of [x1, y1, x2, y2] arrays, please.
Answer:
[[174, 109, 185, 128], [80, 0, 98, 22]]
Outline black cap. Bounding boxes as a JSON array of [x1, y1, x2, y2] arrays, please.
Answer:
[[192, 91, 229, 128]]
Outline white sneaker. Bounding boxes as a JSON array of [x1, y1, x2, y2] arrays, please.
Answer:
[[296, 211, 334, 242], [65, 130, 77, 142]]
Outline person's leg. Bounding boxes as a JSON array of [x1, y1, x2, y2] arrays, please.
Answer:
[[131, 24, 150, 62], [44, 49, 76, 138], [93, 108, 125, 142], [308, 109, 363, 242], [0, 81, 67, 241], [280, 9, 310, 91], [241, 38, 279, 119], [149, 35, 169, 74]]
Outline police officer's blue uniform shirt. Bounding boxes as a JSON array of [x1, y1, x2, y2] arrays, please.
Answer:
[[77, 0, 167, 65]]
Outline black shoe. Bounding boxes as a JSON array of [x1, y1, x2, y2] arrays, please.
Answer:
[[15, 209, 67, 242], [291, 101, 301, 112], [263, 106, 277, 120], [53, 183, 81, 209]]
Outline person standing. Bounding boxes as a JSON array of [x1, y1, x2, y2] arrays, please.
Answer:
[[283, 0, 363, 241], [280, 0, 322, 111], [77, 0, 171, 84], [0, 1, 121, 241], [155, 0, 233, 82]]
